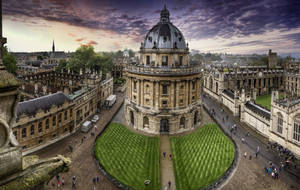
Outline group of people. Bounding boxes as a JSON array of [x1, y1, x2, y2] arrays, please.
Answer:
[[54, 174, 65, 187], [264, 161, 280, 180], [162, 152, 172, 160]]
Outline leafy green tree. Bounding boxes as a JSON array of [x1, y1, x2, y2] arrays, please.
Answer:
[[56, 59, 68, 72], [67, 45, 113, 74], [2, 46, 17, 74]]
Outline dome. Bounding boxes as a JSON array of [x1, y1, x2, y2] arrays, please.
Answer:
[[142, 5, 187, 49]]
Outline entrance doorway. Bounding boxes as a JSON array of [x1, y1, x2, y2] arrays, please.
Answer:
[[160, 119, 169, 133]]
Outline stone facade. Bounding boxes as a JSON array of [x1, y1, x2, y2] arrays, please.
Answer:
[[124, 6, 202, 134], [203, 50, 300, 158], [12, 73, 113, 153]]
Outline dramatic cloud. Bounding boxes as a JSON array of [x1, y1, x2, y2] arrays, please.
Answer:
[[2, 0, 300, 54], [87, 40, 98, 46]]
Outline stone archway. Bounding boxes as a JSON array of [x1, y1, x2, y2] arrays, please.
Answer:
[[160, 119, 169, 133]]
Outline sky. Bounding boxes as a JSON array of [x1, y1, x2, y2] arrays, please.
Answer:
[[3, 0, 300, 55]]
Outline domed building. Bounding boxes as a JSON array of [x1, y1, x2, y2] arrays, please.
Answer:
[[124, 5, 202, 134]]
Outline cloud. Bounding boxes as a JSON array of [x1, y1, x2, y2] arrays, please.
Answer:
[[2, 0, 300, 53], [87, 40, 98, 46], [75, 37, 85, 42]]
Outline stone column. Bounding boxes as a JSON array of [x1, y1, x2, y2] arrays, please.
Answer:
[[138, 79, 141, 105], [155, 81, 160, 108], [152, 81, 156, 107], [171, 81, 175, 108], [176, 81, 180, 108], [141, 80, 144, 106], [186, 80, 189, 106]]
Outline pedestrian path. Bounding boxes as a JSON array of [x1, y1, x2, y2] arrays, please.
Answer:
[[160, 135, 176, 190]]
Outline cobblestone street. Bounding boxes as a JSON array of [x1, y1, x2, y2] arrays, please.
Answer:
[[36, 93, 124, 190]]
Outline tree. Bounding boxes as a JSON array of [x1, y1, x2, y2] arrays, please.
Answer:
[[68, 45, 96, 73], [67, 45, 113, 74], [2, 46, 17, 74], [56, 59, 68, 72], [128, 49, 135, 57]]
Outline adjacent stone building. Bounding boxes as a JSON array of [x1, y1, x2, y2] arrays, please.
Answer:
[[13, 71, 113, 153], [124, 5, 202, 134], [203, 50, 300, 158]]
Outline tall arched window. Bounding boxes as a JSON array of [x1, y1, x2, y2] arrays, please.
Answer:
[[22, 128, 27, 138], [180, 117, 185, 128], [215, 82, 218, 93], [38, 122, 43, 133], [209, 77, 213, 89], [46, 119, 49, 129], [143, 116, 149, 128], [194, 111, 198, 125], [30, 125, 35, 135], [277, 113, 283, 134], [294, 118, 300, 142], [130, 111, 134, 126]]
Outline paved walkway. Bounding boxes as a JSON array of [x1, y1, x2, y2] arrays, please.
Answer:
[[160, 135, 176, 190], [203, 94, 300, 190], [35, 93, 124, 190]]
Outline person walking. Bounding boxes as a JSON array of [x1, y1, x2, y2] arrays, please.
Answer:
[[69, 145, 73, 153], [244, 152, 247, 158], [168, 181, 171, 188], [163, 152, 166, 158], [169, 154, 172, 160], [72, 180, 76, 189], [62, 177, 65, 186], [96, 176, 99, 183], [255, 146, 260, 158]]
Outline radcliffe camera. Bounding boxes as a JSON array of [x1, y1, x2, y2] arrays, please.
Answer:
[[0, 0, 300, 190]]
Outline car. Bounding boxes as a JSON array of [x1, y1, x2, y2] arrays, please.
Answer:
[[91, 115, 99, 123], [81, 121, 92, 133]]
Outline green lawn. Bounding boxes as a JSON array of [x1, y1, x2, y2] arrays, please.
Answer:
[[170, 124, 235, 190], [255, 94, 272, 110], [256, 93, 284, 110], [94, 123, 160, 190]]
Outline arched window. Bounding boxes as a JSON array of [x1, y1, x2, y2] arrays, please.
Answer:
[[38, 122, 43, 133], [294, 118, 300, 142], [143, 116, 149, 128], [180, 117, 185, 128], [209, 77, 213, 89], [130, 111, 134, 126], [277, 113, 283, 134], [22, 128, 27, 138], [194, 111, 198, 125], [53, 116, 56, 126], [30, 125, 35, 135], [46, 119, 49, 129], [215, 82, 218, 93]]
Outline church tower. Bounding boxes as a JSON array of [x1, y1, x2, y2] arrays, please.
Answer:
[[52, 40, 55, 53]]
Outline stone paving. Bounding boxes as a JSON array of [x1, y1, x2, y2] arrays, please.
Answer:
[[160, 135, 176, 190], [36, 92, 124, 190], [203, 94, 300, 190]]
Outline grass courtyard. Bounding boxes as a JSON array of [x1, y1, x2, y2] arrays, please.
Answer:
[[170, 123, 235, 190], [94, 123, 160, 190], [256, 93, 284, 110]]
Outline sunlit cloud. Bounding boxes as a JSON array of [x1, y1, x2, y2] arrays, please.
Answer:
[[2, 0, 300, 55]]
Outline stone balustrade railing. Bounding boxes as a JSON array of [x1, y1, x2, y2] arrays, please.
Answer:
[[125, 64, 202, 76]]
